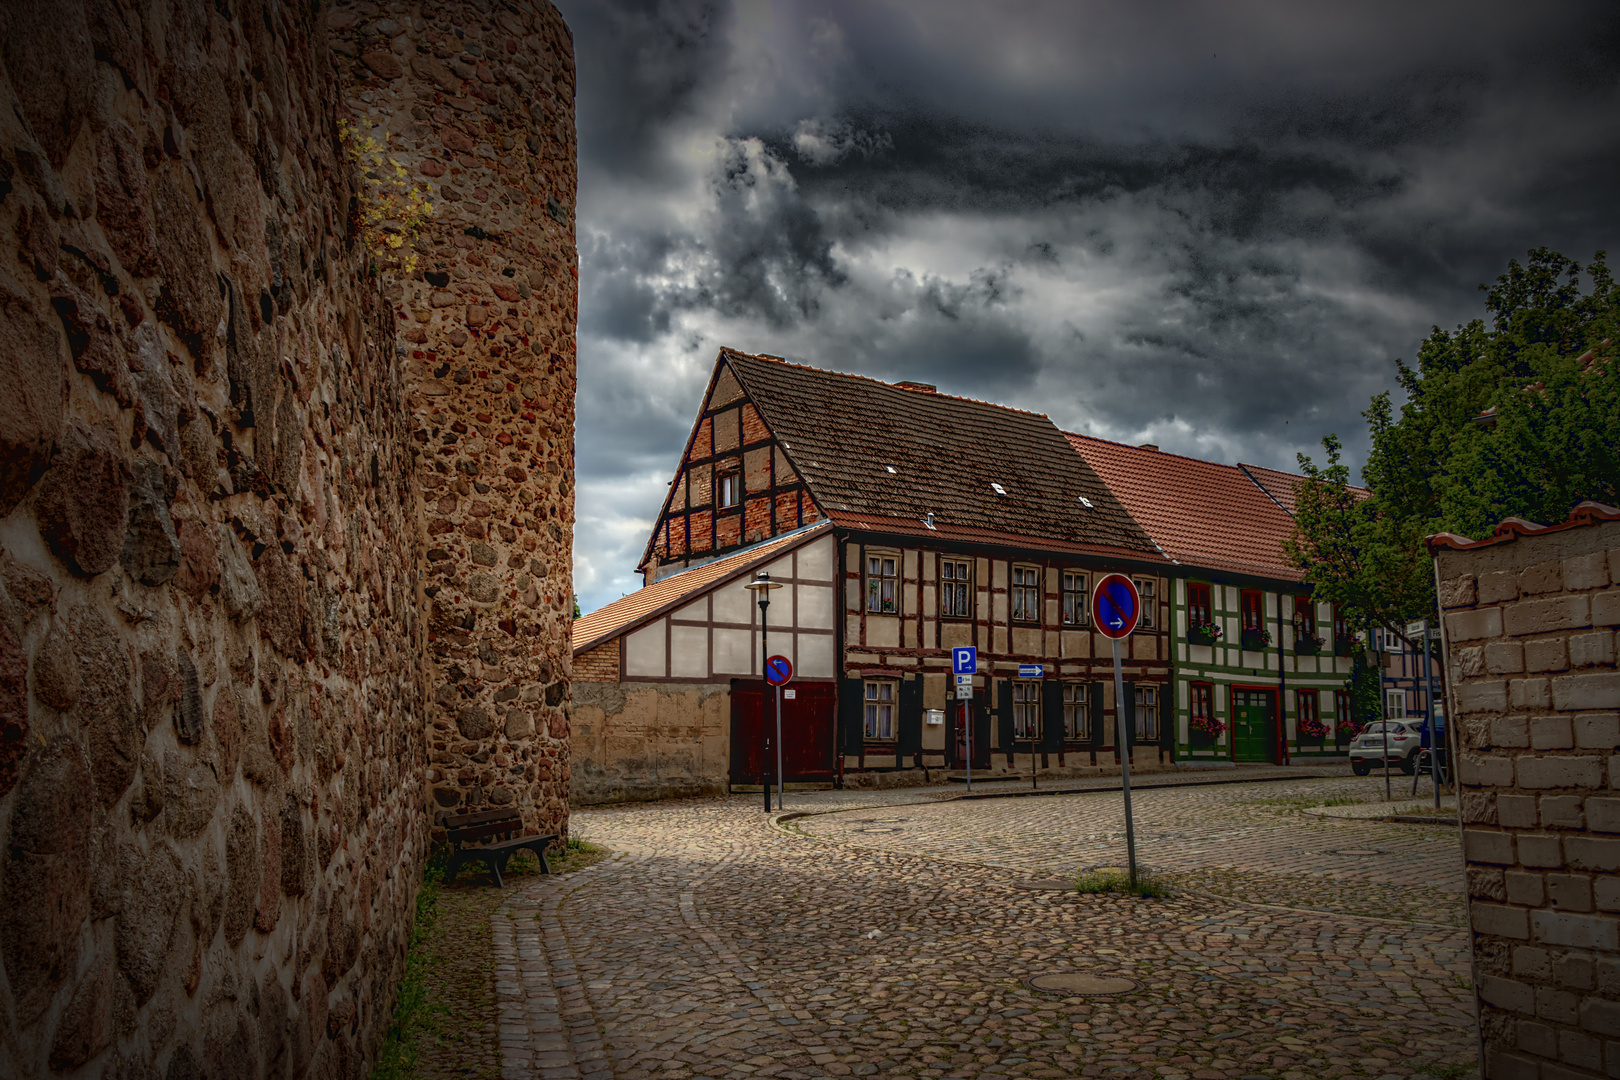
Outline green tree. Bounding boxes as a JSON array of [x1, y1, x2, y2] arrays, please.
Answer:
[[1288, 248, 1619, 647]]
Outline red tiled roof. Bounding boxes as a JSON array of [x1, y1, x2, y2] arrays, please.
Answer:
[[1239, 462, 1369, 517], [723, 350, 1160, 558], [1065, 434, 1302, 581], [572, 522, 830, 654]]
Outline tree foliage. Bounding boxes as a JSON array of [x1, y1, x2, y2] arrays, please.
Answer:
[[1288, 249, 1619, 645]]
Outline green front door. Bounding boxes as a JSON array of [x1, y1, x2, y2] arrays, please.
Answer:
[[1231, 689, 1274, 762]]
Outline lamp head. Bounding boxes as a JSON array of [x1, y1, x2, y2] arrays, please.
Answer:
[[743, 571, 783, 595]]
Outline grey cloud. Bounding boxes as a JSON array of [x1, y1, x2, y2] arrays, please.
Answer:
[[558, 0, 1620, 612]]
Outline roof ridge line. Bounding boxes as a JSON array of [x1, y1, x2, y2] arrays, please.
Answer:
[[1063, 429, 1258, 473], [722, 348, 1053, 421]]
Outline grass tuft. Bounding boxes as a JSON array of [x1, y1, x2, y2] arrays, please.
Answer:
[[1074, 867, 1171, 898], [371, 864, 444, 1080]]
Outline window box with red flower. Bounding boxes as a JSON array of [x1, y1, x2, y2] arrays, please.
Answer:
[[1240, 626, 1273, 650], [1298, 716, 1330, 740], [1294, 630, 1325, 655], [1188, 620, 1223, 645]]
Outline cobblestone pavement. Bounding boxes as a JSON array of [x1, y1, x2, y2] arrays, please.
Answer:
[[495, 776, 1477, 1080]]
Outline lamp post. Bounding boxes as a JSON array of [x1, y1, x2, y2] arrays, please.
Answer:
[[744, 572, 784, 812]]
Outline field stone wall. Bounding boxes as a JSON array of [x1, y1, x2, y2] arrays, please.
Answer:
[[327, 0, 578, 836], [0, 0, 576, 1077], [1435, 510, 1620, 1080]]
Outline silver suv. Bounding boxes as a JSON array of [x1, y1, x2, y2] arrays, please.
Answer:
[[1349, 721, 1422, 775]]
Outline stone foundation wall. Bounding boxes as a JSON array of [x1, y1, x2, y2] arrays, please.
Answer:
[[570, 683, 730, 806], [0, 0, 575, 1076], [328, 0, 577, 839], [1435, 510, 1620, 1080]]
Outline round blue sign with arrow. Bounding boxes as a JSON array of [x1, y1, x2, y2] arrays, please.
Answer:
[[1091, 573, 1140, 640], [765, 655, 793, 686]]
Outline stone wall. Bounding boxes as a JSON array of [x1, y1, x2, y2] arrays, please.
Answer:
[[328, 0, 577, 838], [0, 0, 575, 1076], [571, 682, 731, 806], [1434, 506, 1620, 1080]]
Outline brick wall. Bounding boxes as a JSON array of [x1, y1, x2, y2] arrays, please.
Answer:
[[573, 642, 620, 682], [1436, 513, 1620, 1080]]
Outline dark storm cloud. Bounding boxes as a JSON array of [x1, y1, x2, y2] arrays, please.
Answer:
[[557, 0, 1620, 611]]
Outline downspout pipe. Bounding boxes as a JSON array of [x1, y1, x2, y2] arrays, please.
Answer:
[[1277, 595, 1289, 765]]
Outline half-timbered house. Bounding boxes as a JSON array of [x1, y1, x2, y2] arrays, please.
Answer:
[[1066, 436, 1357, 762], [571, 349, 1176, 800]]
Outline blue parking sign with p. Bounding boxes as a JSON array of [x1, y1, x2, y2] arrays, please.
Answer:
[[952, 646, 977, 674]]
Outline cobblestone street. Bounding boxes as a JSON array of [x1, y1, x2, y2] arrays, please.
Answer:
[[496, 772, 1477, 1080]]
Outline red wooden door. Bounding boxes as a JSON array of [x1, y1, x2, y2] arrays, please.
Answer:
[[781, 682, 836, 782], [731, 681, 836, 786], [730, 682, 766, 787]]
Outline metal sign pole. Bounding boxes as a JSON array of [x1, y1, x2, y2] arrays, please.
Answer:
[[1113, 636, 1138, 885], [1424, 621, 1440, 808], [965, 696, 972, 791], [775, 681, 784, 812]]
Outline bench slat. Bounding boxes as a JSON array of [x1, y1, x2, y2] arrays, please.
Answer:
[[443, 808, 521, 827]]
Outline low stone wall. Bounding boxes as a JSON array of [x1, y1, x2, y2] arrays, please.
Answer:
[[1434, 507, 1620, 1080], [570, 682, 730, 805]]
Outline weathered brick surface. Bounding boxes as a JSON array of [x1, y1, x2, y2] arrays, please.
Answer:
[[1439, 517, 1620, 1080], [0, 2, 577, 1077]]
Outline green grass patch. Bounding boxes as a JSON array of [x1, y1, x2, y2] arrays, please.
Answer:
[[371, 864, 444, 1080], [1074, 867, 1171, 898]]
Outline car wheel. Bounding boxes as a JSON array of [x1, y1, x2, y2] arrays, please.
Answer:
[[1399, 752, 1418, 776], [1352, 760, 1371, 776]]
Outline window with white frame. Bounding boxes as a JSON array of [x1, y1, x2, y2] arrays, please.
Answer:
[[1133, 577, 1156, 629], [941, 558, 972, 618], [864, 680, 896, 739], [1063, 683, 1089, 739], [1061, 571, 1088, 626], [1013, 680, 1040, 740], [1385, 689, 1407, 719], [1134, 684, 1159, 739], [1012, 565, 1041, 623], [717, 472, 740, 508], [866, 553, 897, 613]]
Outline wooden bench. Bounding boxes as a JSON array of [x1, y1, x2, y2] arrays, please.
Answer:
[[442, 808, 557, 887]]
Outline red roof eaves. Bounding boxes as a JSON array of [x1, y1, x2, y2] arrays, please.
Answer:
[[826, 511, 1172, 564]]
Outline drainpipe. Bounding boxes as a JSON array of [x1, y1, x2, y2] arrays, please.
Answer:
[[1277, 593, 1289, 765]]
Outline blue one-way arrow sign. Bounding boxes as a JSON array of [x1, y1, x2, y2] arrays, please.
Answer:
[[1017, 664, 1044, 678], [952, 646, 977, 674]]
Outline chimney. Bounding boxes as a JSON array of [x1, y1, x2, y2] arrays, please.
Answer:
[[896, 381, 937, 393], [1138, 443, 1159, 451]]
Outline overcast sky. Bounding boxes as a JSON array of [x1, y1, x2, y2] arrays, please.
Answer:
[[554, 0, 1620, 615]]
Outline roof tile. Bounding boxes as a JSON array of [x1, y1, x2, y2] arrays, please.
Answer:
[[724, 350, 1159, 557], [1066, 435, 1303, 581]]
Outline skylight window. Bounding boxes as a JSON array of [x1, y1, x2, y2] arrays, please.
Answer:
[[991, 482, 1007, 495], [1078, 496, 1094, 509]]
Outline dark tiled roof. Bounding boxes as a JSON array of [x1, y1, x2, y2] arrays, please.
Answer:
[[1066, 434, 1302, 581], [723, 350, 1162, 559], [574, 522, 831, 654]]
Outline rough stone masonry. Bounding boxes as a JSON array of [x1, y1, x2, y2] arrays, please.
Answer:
[[0, 0, 576, 1076], [1434, 505, 1620, 1080]]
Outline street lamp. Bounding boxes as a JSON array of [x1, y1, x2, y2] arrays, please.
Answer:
[[744, 571, 784, 812]]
